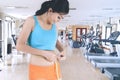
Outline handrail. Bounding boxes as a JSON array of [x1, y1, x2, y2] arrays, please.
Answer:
[[0, 40, 4, 42]]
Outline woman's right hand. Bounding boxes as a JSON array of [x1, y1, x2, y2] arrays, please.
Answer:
[[42, 51, 57, 62]]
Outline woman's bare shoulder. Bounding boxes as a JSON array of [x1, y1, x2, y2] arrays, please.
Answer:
[[25, 16, 34, 23], [23, 16, 35, 29]]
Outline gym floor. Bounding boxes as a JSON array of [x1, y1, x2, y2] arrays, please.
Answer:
[[0, 45, 109, 80]]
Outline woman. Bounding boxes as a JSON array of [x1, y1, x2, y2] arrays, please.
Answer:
[[16, 0, 69, 80]]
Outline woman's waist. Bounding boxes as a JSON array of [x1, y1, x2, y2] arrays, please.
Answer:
[[30, 54, 55, 66]]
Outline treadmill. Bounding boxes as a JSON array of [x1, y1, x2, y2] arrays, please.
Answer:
[[91, 58, 120, 68], [89, 38, 120, 67], [84, 52, 118, 61], [90, 57, 120, 80], [90, 40, 120, 68], [90, 40, 120, 80], [103, 44, 120, 80], [84, 31, 120, 61], [84, 31, 120, 80], [103, 68, 120, 80]]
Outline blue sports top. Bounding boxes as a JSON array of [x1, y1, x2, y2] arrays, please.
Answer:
[[27, 16, 58, 50]]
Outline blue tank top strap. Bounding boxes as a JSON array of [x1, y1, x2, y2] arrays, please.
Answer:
[[33, 16, 38, 24], [52, 24, 56, 30], [33, 16, 56, 31]]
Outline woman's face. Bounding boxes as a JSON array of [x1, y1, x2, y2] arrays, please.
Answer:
[[47, 8, 65, 24], [50, 12, 65, 23]]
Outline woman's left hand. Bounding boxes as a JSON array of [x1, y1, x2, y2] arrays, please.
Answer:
[[57, 51, 66, 61]]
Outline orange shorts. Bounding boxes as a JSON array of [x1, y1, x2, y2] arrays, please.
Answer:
[[29, 62, 62, 80]]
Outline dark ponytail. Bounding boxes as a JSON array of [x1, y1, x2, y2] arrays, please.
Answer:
[[35, 1, 53, 15], [35, 0, 69, 16]]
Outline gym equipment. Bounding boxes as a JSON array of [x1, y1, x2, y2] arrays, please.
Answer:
[[89, 40, 120, 80], [0, 48, 1, 57], [105, 18, 117, 45], [0, 21, 3, 71], [11, 34, 17, 45], [72, 27, 87, 48], [84, 31, 120, 61], [0, 40, 3, 58], [7, 38, 12, 54], [0, 43, 3, 72], [0, 41, 3, 61], [85, 40, 120, 62], [86, 26, 105, 53], [98, 31, 120, 56], [105, 22, 112, 45], [0, 20, 2, 58], [72, 33, 87, 48], [103, 68, 120, 80], [84, 52, 117, 61], [7, 22, 12, 54], [91, 58, 120, 68], [88, 34, 120, 80], [72, 40, 81, 48]]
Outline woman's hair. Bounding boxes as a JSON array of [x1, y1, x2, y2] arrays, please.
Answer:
[[35, 0, 69, 15]]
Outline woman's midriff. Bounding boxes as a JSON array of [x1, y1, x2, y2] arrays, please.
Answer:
[[29, 54, 62, 80], [30, 54, 54, 66]]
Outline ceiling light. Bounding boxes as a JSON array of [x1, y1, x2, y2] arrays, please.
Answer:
[[6, 6, 16, 9], [102, 8, 113, 10], [64, 15, 71, 17], [89, 15, 102, 17], [5, 6, 28, 9], [69, 8, 76, 10]]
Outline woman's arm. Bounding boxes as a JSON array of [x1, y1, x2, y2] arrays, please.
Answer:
[[56, 40, 66, 60], [55, 24, 64, 53], [16, 16, 57, 62], [56, 40, 64, 53], [55, 25, 66, 60]]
